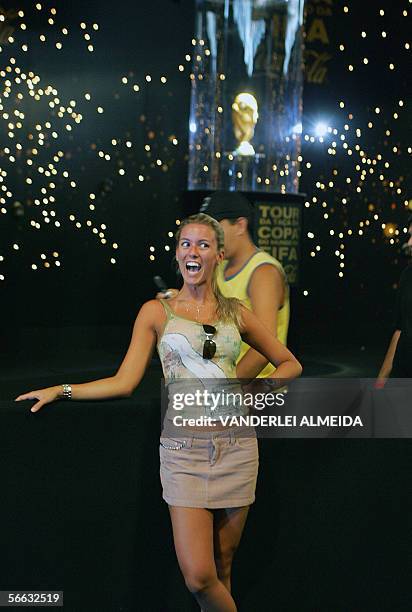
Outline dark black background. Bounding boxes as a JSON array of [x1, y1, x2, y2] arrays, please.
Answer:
[[0, 0, 409, 359]]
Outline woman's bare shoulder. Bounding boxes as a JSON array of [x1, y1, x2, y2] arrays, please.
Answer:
[[135, 299, 167, 324]]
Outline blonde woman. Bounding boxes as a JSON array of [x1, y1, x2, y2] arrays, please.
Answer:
[[16, 213, 302, 612]]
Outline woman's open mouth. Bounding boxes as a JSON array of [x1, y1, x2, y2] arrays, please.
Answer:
[[185, 261, 202, 274]]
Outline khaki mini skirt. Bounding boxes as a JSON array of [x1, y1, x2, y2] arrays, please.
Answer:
[[159, 427, 259, 509]]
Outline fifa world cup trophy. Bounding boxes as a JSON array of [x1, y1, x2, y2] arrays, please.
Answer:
[[231, 92, 259, 156]]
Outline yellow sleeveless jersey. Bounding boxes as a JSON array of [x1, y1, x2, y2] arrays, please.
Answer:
[[216, 250, 290, 378]]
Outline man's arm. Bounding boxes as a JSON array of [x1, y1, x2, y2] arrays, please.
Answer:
[[236, 264, 285, 378], [376, 329, 401, 385], [377, 274, 404, 386]]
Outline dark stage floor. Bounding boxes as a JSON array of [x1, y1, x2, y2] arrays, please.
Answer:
[[1, 329, 411, 612]]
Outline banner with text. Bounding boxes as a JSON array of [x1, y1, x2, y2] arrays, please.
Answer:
[[253, 200, 301, 286]]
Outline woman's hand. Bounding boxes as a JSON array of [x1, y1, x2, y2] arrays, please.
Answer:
[[15, 386, 61, 413]]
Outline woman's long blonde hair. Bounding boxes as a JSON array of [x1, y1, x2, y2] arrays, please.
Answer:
[[175, 213, 243, 327]]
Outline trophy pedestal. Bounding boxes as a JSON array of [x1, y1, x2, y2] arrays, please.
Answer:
[[221, 152, 264, 191]]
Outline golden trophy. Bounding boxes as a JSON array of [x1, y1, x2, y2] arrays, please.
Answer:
[[231, 92, 259, 156]]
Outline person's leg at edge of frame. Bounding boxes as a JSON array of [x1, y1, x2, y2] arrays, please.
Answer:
[[169, 505, 239, 612]]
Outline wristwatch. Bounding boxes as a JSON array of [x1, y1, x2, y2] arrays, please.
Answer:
[[61, 384, 72, 400]]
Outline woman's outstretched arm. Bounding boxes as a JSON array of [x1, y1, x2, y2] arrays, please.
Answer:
[[15, 300, 162, 412]]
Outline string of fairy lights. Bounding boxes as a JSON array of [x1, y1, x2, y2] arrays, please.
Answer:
[[0, 3, 185, 281], [0, 5, 113, 277], [0, 1, 410, 293], [297, 2, 411, 291]]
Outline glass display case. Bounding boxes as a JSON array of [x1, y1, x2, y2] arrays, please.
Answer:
[[188, 0, 306, 194]]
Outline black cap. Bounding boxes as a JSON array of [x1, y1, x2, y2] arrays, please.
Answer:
[[199, 191, 253, 221]]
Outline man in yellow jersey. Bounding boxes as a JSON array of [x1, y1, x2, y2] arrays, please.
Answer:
[[200, 191, 289, 378]]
